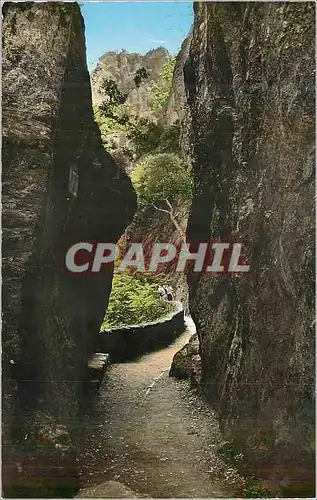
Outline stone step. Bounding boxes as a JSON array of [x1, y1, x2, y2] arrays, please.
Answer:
[[86, 353, 110, 392], [88, 352, 110, 372]]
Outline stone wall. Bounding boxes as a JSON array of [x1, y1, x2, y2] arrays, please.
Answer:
[[96, 302, 185, 362]]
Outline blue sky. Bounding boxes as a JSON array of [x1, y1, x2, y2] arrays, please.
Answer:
[[80, 2, 193, 71]]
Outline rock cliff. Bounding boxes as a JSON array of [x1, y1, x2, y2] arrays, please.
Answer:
[[91, 47, 170, 119], [183, 2, 315, 493], [166, 33, 192, 125], [2, 2, 136, 496]]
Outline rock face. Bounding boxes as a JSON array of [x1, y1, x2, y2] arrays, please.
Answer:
[[183, 2, 315, 493], [166, 33, 192, 125], [91, 47, 175, 168], [91, 47, 170, 118], [2, 2, 136, 496], [169, 333, 201, 382]]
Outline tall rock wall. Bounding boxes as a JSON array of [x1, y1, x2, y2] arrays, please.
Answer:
[[183, 2, 315, 493], [166, 33, 192, 125], [2, 2, 136, 496]]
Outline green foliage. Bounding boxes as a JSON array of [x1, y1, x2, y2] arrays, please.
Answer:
[[131, 153, 192, 207], [126, 118, 164, 155], [151, 56, 176, 111], [95, 104, 181, 156], [127, 118, 180, 156], [95, 77, 130, 145], [94, 60, 179, 156], [100, 77, 128, 107], [158, 121, 181, 152], [94, 105, 126, 145], [101, 273, 175, 329], [243, 480, 272, 498], [134, 67, 149, 88]]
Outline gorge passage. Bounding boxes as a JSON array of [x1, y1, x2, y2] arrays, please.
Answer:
[[2, 1, 315, 498]]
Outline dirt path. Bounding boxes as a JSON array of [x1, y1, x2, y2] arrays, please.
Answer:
[[78, 319, 244, 498]]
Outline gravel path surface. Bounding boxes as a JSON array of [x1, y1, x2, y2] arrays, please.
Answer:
[[78, 320, 244, 498]]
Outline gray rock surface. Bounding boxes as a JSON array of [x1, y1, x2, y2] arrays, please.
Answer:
[[182, 2, 315, 494], [77, 479, 147, 498], [2, 2, 136, 496], [169, 333, 201, 381]]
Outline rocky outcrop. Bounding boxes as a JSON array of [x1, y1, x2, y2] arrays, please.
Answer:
[[91, 47, 176, 168], [86, 353, 110, 393], [91, 47, 169, 118], [183, 2, 315, 494], [169, 333, 201, 383], [2, 2, 136, 496], [166, 33, 192, 125]]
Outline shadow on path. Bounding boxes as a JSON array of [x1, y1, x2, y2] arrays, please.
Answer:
[[77, 318, 244, 498]]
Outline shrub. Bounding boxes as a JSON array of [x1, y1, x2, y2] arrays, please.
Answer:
[[127, 118, 181, 157], [131, 153, 192, 207], [101, 273, 175, 330]]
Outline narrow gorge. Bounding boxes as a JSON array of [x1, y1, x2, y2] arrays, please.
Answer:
[[2, 1, 315, 498]]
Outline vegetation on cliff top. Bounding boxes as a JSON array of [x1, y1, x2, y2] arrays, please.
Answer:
[[93, 55, 178, 157], [150, 55, 175, 111]]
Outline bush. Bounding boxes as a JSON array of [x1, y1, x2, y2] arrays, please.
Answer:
[[101, 273, 175, 330], [127, 118, 181, 157], [131, 153, 192, 207], [94, 105, 181, 157]]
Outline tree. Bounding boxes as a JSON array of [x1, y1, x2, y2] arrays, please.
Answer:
[[95, 57, 178, 156], [131, 153, 192, 241], [151, 56, 175, 111], [127, 118, 180, 157], [134, 67, 149, 88], [95, 74, 181, 157], [98, 67, 148, 125], [98, 77, 130, 125]]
